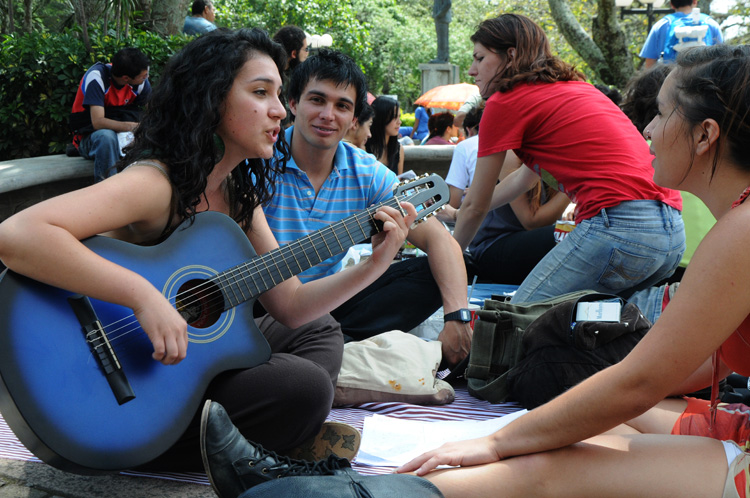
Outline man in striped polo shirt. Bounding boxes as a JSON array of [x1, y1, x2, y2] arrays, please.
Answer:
[[263, 50, 471, 366]]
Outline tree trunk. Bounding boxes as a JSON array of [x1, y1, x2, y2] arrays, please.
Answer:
[[591, 0, 635, 87], [146, 0, 189, 35], [7, 0, 14, 32], [73, 0, 92, 55], [548, 0, 634, 87], [115, 0, 121, 39], [22, 0, 31, 31]]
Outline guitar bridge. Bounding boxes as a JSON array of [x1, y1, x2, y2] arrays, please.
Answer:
[[68, 295, 135, 405]]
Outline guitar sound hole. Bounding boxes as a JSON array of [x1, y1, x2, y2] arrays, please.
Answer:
[[175, 279, 223, 328]]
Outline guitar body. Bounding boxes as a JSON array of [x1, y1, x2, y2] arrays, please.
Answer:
[[0, 212, 271, 473], [0, 173, 450, 474]]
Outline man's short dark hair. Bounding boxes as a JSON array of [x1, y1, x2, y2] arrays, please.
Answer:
[[287, 49, 367, 118], [670, 0, 694, 8], [191, 0, 211, 15], [111, 47, 150, 79]]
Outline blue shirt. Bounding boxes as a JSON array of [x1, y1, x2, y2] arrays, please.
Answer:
[[182, 16, 216, 35], [414, 106, 430, 141], [264, 127, 398, 282], [639, 12, 723, 61]]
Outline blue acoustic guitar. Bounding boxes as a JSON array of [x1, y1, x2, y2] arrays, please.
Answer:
[[0, 174, 448, 474]]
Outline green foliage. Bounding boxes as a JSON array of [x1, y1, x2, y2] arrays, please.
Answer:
[[400, 112, 415, 127], [0, 27, 188, 160], [217, 0, 369, 64]]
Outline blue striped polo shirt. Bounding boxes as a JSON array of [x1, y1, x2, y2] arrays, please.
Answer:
[[264, 127, 398, 282]]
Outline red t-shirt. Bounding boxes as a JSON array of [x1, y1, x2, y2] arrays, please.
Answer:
[[478, 81, 682, 223]]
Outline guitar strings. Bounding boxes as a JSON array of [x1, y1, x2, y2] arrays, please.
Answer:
[[96, 185, 436, 356], [96, 199, 399, 351]]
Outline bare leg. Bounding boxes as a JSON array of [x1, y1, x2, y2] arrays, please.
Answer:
[[602, 397, 689, 436], [425, 433, 728, 498], [624, 397, 688, 434]]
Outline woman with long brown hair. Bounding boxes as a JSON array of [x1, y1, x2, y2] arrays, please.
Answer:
[[452, 14, 684, 323]]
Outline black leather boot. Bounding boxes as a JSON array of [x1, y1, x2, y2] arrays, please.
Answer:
[[200, 400, 351, 498]]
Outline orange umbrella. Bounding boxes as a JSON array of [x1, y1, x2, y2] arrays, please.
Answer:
[[414, 83, 480, 111], [367, 92, 376, 104]]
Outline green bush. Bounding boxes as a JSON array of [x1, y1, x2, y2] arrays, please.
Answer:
[[0, 28, 189, 161], [400, 112, 415, 128]]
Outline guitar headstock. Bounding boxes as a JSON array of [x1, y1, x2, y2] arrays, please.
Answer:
[[393, 173, 449, 226]]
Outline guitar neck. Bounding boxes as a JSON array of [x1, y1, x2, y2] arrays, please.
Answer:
[[214, 197, 402, 309]]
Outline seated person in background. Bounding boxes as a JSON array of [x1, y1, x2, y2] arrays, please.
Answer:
[[343, 103, 374, 150], [439, 108, 570, 285], [68, 47, 151, 181], [424, 112, 458, 145], [263, 50, 471, 366], [182, 0, 217, 35], [410, 105, 431, 142], [366, 96, 404, 175]]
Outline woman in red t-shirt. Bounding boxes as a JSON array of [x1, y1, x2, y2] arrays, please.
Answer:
[[452, 14, 684, 323]]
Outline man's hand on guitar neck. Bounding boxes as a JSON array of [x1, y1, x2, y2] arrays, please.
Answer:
[[369, 202, 417, 268], [132, 286, 189, 365]]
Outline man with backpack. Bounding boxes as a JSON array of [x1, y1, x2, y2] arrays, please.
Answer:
[[640, 0, 723, 68]]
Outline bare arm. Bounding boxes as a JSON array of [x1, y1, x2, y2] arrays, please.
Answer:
[[448, 186, 464, 209], [669, 356, 733, 396], [453, 150, 537, 250], [499, 153, 570, 230], [0, 167, 188, 365], [408, 217, 471, 366], [644, 58, 657, 69], [400, 205, 750, 474], [90, 105, 138, 132], [252, 202, 417, 329]]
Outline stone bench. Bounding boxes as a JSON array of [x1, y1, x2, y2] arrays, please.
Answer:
[[0, 145, 454, 222], [0, 155, 94, 222]]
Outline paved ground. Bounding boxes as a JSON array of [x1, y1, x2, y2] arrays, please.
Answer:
[[0, 458, 211, 497]]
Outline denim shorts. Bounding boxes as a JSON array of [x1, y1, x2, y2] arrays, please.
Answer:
[[510, 200, 685, 319]]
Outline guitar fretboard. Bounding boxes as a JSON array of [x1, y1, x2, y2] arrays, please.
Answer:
[[212, 196, 402, 309]]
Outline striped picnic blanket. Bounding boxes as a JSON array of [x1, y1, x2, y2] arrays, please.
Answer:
[[0, 385, 520, 484]]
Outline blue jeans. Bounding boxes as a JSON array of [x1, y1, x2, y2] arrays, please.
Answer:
[[78, 129, 120, 181], [511, 200, 685, 323]]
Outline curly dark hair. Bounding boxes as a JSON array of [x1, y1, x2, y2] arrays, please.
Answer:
[[670, 44, 750, 177], [117, 28, 290, 233], [470, 14, 585, 95], [621, 64, 673, 134], [365, 96, 401, 173]]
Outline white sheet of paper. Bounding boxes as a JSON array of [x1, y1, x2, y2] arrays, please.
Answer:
[[356, 410, 527, 467]]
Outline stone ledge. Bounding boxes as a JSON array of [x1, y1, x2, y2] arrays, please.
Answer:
[[0, 146, 455, 222], [402, 144, 454, 178], [0, 155, 94, 222], [0, 155, 92, 194]]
